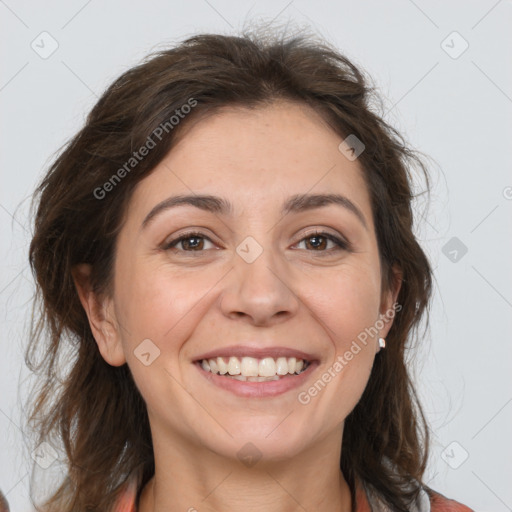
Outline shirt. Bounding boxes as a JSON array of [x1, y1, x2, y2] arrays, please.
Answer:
[[113, 475, 475, 512]]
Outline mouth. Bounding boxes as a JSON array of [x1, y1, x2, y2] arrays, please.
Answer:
[[192, 347, 320, 398], [196, 355, 311, 381]]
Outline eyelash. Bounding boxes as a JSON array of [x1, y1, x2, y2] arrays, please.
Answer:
[[162, 230, 350, 255]]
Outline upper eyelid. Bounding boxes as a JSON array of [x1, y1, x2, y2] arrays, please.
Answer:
[[299, 228, 347, 240], [164, 229, 349, 250]]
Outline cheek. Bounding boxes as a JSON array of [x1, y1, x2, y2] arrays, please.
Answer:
[[113, 262, 218, 412], [308, 264, 382, 347], [304, 263, 381, 405], [113, 259, 220, 352]]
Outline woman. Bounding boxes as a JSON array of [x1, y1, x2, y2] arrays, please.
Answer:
[[26, 28, 474, 511]]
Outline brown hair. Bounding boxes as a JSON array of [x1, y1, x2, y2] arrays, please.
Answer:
[[27, 26, 432, 511]]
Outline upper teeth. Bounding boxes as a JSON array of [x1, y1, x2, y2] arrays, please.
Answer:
[[200, 356, 306, 377]]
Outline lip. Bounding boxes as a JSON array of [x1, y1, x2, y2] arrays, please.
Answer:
[[193, 345, 319, 363], [194, 360, 319, 398]]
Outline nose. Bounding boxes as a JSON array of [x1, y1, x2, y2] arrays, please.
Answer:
[[219, 246, 300, 326]]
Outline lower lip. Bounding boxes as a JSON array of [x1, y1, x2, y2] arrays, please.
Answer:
[[194, 361, 319, 398]]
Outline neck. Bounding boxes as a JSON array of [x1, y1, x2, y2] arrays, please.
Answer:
[[138, 426, 352, 512]]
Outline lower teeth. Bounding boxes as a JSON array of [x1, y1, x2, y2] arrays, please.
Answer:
[[228, 375, 281, 382], [217, 367, 308, 382]]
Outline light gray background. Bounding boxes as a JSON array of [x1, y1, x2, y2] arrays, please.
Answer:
[[1, 1, 511, 510]]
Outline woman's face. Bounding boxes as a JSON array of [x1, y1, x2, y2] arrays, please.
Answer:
[[86, 101, 399, 463]]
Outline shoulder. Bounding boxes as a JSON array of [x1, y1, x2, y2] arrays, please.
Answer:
[[113, 475, 139, 512], [358, 477, 475, 512], [0, 490, 9, 512], [427, 488, 475, 512]]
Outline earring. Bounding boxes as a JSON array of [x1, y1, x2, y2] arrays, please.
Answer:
[[378, 337, 386, 349]]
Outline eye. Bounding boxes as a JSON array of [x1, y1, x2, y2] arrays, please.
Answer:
[[294, 231, 349, 253], [161, 230, 350, 254], [162, 232, 216, 252]]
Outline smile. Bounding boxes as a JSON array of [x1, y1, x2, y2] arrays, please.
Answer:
[[199, 356, 310, 381], [194, 357, 319, 398]]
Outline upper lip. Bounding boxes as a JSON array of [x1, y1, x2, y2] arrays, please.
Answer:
[[193, 345, 319, 362]]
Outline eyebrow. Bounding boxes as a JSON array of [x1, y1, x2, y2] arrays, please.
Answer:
[[141, 193, 368, 230]]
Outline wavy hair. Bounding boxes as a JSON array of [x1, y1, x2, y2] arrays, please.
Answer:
[[27, 26, 432, 511]]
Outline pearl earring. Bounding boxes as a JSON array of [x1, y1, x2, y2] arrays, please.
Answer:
[[378, 337, 386, 349]]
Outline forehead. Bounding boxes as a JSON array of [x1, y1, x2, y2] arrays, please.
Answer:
[[129, 101, 373, 225]]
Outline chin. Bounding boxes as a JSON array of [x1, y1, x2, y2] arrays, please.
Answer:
[[200, 421, 312, 463]]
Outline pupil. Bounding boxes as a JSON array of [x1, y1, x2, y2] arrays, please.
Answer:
[[309, 236, 325, 249], [186, 237, 202, 250]]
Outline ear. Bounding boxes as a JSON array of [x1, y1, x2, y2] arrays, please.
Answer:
[[377, 264, 403, 341], [72, 263, 126, 366]]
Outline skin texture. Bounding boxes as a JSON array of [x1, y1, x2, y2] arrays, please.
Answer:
[[74, 101, 401, 512]]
